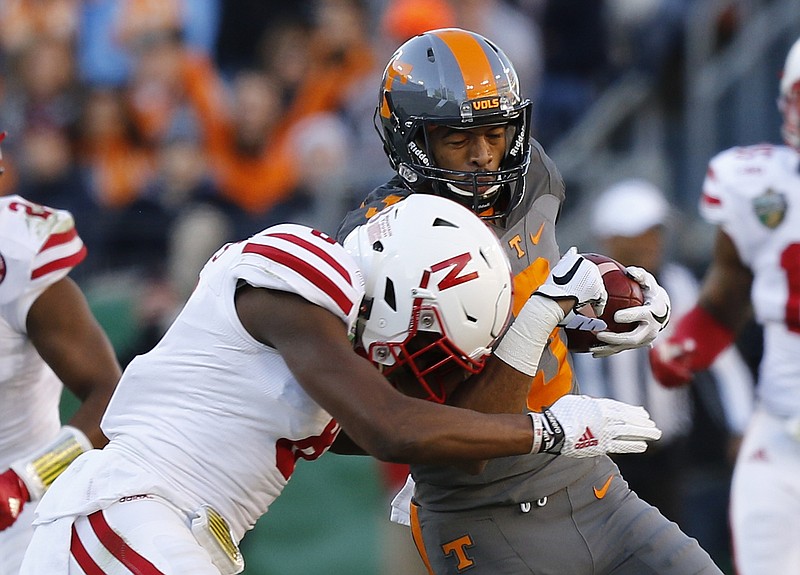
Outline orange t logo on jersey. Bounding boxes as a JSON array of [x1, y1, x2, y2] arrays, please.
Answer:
[[441, 534, 475, 570]]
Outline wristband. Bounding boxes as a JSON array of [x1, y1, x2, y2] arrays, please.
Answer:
[[527, 412, 544, 454], [527, 410, 566, 454], [541, 407, 565, 453], [10, 426, 92, 500], [674, 306, 736, 371], [494, 296, 564, 376]]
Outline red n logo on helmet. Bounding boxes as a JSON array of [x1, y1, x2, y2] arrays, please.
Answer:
[[429, 253, 478, 291]]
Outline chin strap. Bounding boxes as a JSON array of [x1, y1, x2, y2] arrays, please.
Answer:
[[10, 426, 92, 500]]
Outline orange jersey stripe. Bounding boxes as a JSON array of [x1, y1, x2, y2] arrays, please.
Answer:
[[511, 257, 575, 410]]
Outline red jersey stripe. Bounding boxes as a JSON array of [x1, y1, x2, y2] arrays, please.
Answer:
[[265, 232, 351, 283], [31, 245, 87, 279], [88, 510, 166, 575], [38, 228, 79, 253], [71, 524, 106, 575], [243, 243, 354, 316]]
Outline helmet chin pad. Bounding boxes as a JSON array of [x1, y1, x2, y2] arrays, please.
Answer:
[[369, 300, 487, 403]]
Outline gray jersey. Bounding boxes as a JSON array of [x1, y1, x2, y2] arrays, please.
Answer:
[[340, 140, 721, 574]]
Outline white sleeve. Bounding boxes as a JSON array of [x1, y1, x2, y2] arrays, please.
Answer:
[[0, 196, 86, 331], [232, 224, 365, 333]]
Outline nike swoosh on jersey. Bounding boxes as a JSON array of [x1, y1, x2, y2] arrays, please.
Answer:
[[529, 222, 545, 245], [593, 475, 614, 499], [552, 259, 582, 285]]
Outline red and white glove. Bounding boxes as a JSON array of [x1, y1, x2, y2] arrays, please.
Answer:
[[528, 394, 662, 457], [649, 305, 735, 388], [0, 468, 30, 531]]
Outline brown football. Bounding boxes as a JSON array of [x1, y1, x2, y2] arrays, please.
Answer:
[[565, 253, 645, 353]]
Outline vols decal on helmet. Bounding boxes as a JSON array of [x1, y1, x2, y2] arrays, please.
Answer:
[[471, 97, 502, 112]]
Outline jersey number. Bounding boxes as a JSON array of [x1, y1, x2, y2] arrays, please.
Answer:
[[9, 199, 54, 220], [275, 419, 340, 480]]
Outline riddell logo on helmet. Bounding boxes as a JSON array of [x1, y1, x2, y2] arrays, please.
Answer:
[[575, 427, 598, 449], [471, 97, 501, 112], [408, 140, 432, 166]]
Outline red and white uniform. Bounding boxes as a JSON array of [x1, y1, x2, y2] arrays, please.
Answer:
[[0, 195, 87, 574], [701, 143, 800, 574], [20, 224, 364, 574]]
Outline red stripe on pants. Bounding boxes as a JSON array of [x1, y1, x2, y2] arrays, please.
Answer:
[[88, 510, 166, 575], [71, 523, 106, 575]]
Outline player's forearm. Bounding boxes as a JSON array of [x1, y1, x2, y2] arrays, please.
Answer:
[[698, 229, 754, 333], [346, 400, 534, 464], [446, 357, 533, 414], [66, 398, 112, 448]]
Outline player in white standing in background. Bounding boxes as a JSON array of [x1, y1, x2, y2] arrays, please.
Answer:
[[0, 132, 122, 575], [650, 37, 800, 575], [573, 179, 753, 564], [19, 194, 660, 574]]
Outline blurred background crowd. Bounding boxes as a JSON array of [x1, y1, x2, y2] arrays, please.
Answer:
[[1, 0, 798, 573]]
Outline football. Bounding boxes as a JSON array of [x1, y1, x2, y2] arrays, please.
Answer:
[[565, 253, 645, 353]]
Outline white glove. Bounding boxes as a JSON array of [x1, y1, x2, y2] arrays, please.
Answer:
[[495, 248, 607, 376], [530, 395, 661, 458], [534, 247, 608, 322], [591, 266, 671, 358]]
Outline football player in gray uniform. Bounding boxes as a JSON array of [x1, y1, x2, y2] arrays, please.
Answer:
[[337, 28, 722, 575]]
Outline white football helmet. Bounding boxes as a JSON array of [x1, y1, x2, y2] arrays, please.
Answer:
[[343, 194, 513, 402], [780, 37, 800, 150]]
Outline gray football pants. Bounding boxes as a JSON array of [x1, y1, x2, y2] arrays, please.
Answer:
[[409, 471, 723, 575]]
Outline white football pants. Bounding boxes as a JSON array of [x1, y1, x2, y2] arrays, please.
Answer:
[[730, 406, 800, 574], [19, 496, 220, 574]]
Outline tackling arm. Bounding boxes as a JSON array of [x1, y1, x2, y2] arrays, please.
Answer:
[[235, 285, 536, 464], [650, 229, 753, 387]]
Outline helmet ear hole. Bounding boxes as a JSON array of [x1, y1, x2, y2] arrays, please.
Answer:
[[359, 298, 374, 320], [383, 278, 397, 311]]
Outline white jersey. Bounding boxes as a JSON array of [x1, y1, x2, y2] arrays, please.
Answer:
[[700, 143, 800, 416], [0, 195, 87, 468], [68, 224, 363, 541]]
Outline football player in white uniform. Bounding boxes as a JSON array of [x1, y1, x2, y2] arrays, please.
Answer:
[[650, 37, 800, 574], [0, 134, 122, 575], [19, 194, 661, 574]]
